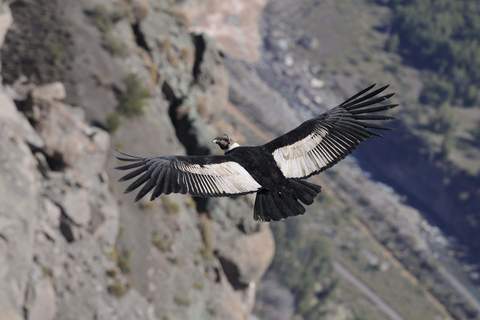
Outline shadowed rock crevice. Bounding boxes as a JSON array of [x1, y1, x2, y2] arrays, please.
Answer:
[[218, 257, 249, 290], [132, 22, 150, 54], [192, 33, 206, 82], [43, 151, 67, 172], [59, 216, 75, 243], [163, 79, 210, 156]]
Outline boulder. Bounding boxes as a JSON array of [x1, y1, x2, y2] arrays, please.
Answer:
[[0, 87, 44, 149], [60, 189, 92, 227], [31, 82, 66, 102], [34, 101, 89, 167], [25, 278, 56, 320], [217, 224, 274, 287]]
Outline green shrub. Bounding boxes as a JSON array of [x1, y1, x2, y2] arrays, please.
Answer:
[[106, 112, 122, 133], [107, 280, 127, 298], [161, 197, 180, 214], [140, 201, 156, 211], [118, 73, 150, 117], [199, 216, 215, 259], [87, 5, 130, 58], [428, 105, 457, 134], [419, 76, 454, 107], [44, 43, 63, 65], [106, 269, 117, 278], [269, 219, 337, 318], [193, 281, 204, 290], [103, 33, 128, 58], [390, 0, 480, 106], [470, 120, 480, 145], [153, 231, 169, 251], [88, 4, 113, 33], [441, 130, 456, 157], [174, 295, 191, 307], [117, 249, 132, 274]]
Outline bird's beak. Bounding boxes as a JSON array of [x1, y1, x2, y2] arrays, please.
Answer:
[[212, 139, 218, 144]]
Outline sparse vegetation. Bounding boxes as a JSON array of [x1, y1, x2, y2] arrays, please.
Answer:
[[105, 73, 149, 132], [42, 265, 53, 278], [103, 33, 129, 57], [206, 304, 218, 316], [140, 201, 156, 211], [471, 120, 480, 145], [153, 231, 169, 251], [88, 4, 114, 33], [106, 112, 122, 133], [106, 269, 117, 278], [388, 0, 480, 106], [184, 196, 196, 209], [174, 294, 191, 307], [193, 281, 204, 290], [168, 255, 182, 264], [428, 105, 457, 134], [118, 73, 150, 118], [87, 4, 129, 58], [269, 218, 338, 319], [108, 280, 127, 298], [117, 249, 132, 274], [44, 43, 63, 65], [419, 76, 454, 107], [199, 216, 215, 259], [161, 196, 180, 214]]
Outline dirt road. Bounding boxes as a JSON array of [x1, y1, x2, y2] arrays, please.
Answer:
[[334, 261, 405, 320]]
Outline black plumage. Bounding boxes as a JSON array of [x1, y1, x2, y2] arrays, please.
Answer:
[[115, 84, 398, 221]]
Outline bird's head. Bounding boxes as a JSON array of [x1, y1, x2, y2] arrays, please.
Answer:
[[212, 134, 239, 152]]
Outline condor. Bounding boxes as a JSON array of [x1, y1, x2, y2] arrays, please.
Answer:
[[116, 84, 398, 221]]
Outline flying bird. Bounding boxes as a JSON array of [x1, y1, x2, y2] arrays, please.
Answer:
[[115, 84, 398, 221]]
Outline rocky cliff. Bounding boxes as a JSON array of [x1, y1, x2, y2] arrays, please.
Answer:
[[0, 0, 273, 319]]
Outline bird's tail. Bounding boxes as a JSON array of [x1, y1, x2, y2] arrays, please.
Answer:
[[254, 179, 321, 221]]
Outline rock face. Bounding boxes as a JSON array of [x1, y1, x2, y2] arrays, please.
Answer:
[[0, 72, 157, 319], [0, 1, 274, 319], [180, 0, 269, 62]]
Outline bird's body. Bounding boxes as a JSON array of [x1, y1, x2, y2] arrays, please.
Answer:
[[227, 146, 286, 190], [116, 84, 398, 221]]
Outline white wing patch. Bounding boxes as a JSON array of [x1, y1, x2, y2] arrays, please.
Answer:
[[176, 161, 261, 195], [272, 125, 348, 178]]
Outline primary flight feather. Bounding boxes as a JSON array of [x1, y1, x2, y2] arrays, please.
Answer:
[[116, 84, 398, 221]]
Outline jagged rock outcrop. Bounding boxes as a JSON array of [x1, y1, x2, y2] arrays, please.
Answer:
[[0, 76, 160, 320], [0, 3, 156, 318], [180, 0, 269, 62]]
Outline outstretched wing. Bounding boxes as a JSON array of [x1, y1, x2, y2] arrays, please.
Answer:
[[263, 84, 398, 179], [115, 152, 262, 201]]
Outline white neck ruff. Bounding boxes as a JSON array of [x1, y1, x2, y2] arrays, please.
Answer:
[[226, 142, 240, 152]]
